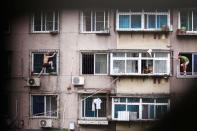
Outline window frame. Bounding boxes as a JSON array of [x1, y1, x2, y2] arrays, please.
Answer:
[[31, 50, 59, 76], [80, 9, 110, 33], [81, 52, 109, 75], [110, 52, 170, 76], [177, 52, 197, 78], [178, 9, 197, 33], [31, 11, 59, 33], [80, 95, 107, 120], [116, 9, 170, 31], [30, 94, 59, 118], [112, 97, 170, 121]]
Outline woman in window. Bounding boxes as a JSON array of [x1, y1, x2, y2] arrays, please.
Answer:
[[178, 54, 189, 75]]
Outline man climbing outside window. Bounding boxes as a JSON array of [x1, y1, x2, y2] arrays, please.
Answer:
[[178, 54, 189, 75], [38, 52, 56, 77]]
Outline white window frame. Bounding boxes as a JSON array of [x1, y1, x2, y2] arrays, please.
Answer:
[[110, 52, 170, 76], [178, 10, 197, 33], [81, 52, 108, 75], [31, 49, 59, 75], [30, 94, 59, 118], [116, 9, 170, 31], [81, 96, 107, 120], [32, 11, 59, 33], [112, 97, 170, 121], [177, 52, 197, 78], [80, 10, 110, 33]]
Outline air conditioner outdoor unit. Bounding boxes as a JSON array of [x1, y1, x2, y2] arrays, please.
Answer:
[[117, 111, 130, 121], [72, 76, 84, 86], [27, 77, 40, 87], [39, 119, 52, 128]]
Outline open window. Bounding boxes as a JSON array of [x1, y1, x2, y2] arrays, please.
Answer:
[[81, 95, 107, 119], [178, 53, 197, 76], [32, 11, 59, 33], [31, 50, 58, 75], [82, 53, 108, 75], [31, 95, 58, 118]]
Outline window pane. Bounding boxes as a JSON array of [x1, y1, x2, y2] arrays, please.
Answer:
[[126, 60, 138, 73], [45, 11, 54, 31], [157, 15, 167, 28], [142, 98, 154, 103], [194, 54, 197, 75], [119, 15, 130, 28], [131, 15, 141, 28], [141, 60, 153, 74], [127, 98, 140, 103], [127, 105, 139, 119], [126, 52, 139, 57], [113, 52, 125, 57], [98, 97, 106, 117], [180, 11, 188, 30], [83, 10, 92, 31], [46, 96, 57, 117], [156, 105, 168, 119], [55, 12, 58, 30], [33, 12, 42, 31], [32, 96, 44, 116], [156, 98, 168, 103], [82, 54, 94, 74], [95, 54, 107, 74], [85, 97, 96, 117], [120, 98, 126, 102], [193, 11, 197, 31], [114, 105, 126, 118], [154, 60, 167, 74], [142, 52, 152, 57], [33, 54, 43, 73], [155, 52, 168, 57], [96, 11, 105, 31], [142, 105, 154, 119], [148, 15, 156, 28], [113, 60, 125, 73]]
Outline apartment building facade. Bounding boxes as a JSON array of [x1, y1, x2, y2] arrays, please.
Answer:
[[2, 3, 197, 131]]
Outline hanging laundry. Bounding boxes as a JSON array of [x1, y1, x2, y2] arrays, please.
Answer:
[[92, 98, 102, 111]]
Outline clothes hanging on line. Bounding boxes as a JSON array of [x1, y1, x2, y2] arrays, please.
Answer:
[[92, 98, 102, 111]]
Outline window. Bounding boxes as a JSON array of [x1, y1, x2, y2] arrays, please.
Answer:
[[31, 50, 58, 75], [179, 10, 197, 32], [82, 53, 108, 75], [81, 10, 109, 33], [32, 11, 59, 32], [178, 53, 197, 76], [31, 95, 58, 117], [110, 52, 170, 76], [81, 96, 107, 118], [112, 97, 169, 120], [117, 9, 170, 31]]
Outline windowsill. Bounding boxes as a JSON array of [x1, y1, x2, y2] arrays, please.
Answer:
[[112, 118, 158, 122], [32, 73, 58, 76], [110, 73, 170, 77], [176, 31, 197, 36], [30, 116, 58, 119], [177, 74, 197, 78], [116, 29, 172, 33], [80, 30, 110, 34], [80, 117, 107, 120], [31, 31, 59, 34], [78, 119, 108, 125]]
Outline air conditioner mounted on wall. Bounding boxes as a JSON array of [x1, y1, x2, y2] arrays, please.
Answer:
[[27, 77, 40, 87], [72, 76, 84, 86], [39, 119, 52, 128]]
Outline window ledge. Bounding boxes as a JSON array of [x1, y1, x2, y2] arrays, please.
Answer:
[[176, 29, 197, 36], [78, 119, 108, 125], [31, 31, 59, 34], [116, 29, 172, 33], [112, 119, 158, 122], [177, 75, 197, 78], [30, 116, 58, 119], [110, 74, 170, 78], [80, 30, 110, 34]]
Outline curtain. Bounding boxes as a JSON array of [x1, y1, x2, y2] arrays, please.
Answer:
[[126, 60, 138, 73], [113, 60, 125, 73], [114, 105, 126, 118], [154, 60, 167, 73]]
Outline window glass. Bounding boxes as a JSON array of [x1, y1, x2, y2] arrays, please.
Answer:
[[156, 98, 168, 103], [114, 105, 126, 118], [83, 10, 92, 31], [148, 15, 156, 28], [96, 11, 105, 31], [193, 11, 197, 31], [157, 15, 167, 28], [154, 60, 167, 73], [127, 98, 140, 103], [142, 105, 154, 119], [113, 60, 125, 73], [131, 15, 141, 28], [155, 52, 168, 57], [34, 12, 42, 31], [119, 15, 130, 28], [126, 60, 138, 73], [113, 52, 125, 57], [120, 98, 126, 102], [127, 105, 139, 118], [142, 98, 154, 103], [141, 60, 153, 74], [126, 52, 139, 57], [32, 96, 44, 116], [194, 54, 197, 75], [156, 105, 168, 119], [95, 54, 107, 74]]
